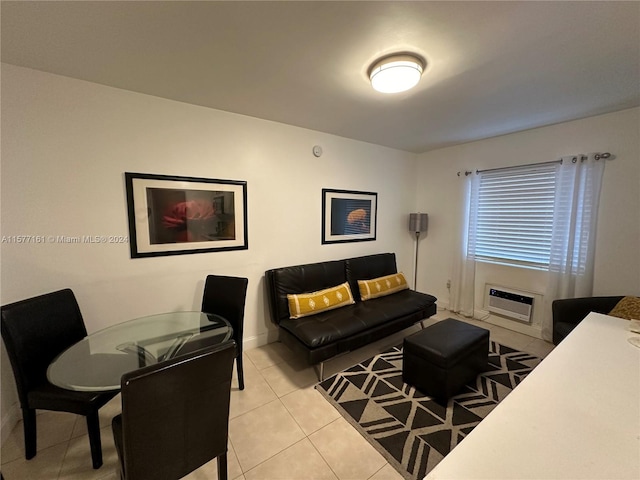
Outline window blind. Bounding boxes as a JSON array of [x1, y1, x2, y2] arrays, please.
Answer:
[[472, 163, 557, 269]]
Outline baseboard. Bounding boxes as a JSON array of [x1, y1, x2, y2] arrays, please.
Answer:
[[1, 402, 20, 445], [243, 328, 279, 352]]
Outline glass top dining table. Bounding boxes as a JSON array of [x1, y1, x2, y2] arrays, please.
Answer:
[[47, 311, 233, 392]]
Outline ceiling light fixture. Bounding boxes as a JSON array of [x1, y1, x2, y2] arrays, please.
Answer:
[[369, 54, 425, 94]]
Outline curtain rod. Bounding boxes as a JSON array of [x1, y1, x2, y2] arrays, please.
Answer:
[[456, 152, 612, 177]]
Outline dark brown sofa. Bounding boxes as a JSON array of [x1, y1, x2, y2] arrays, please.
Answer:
[[265, 253, 437, 378]]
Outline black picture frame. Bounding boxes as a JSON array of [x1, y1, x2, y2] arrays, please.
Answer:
[[125, 172, 248, 258], [322, 188, 377, 244]]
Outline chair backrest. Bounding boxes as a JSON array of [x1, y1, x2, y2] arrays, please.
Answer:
[[1, 289, 87, 405], [118, 341, 236, 480], [201, 275, 248, 345]]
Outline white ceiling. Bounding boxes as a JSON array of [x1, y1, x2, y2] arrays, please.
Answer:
[[2, 1, 639, 153]]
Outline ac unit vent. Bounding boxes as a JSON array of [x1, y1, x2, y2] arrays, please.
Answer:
[[486, 286, 534, 323]]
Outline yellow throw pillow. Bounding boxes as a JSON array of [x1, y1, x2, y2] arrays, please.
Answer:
[[608, 296, 640, 320], [358, 272, 409, 301], [287, 282, 355, 319]]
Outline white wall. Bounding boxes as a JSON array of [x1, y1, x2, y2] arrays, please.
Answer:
[[415, 107, 640, 335], [0, 64, 419, 434], [3, 63, 638, 438]]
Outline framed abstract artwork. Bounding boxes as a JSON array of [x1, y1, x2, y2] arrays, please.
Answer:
[[125, 172, 248, 258], [322, 188, 377, 244]]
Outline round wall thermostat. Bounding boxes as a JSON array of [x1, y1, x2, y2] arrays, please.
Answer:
[[312, 145, 323, 157]]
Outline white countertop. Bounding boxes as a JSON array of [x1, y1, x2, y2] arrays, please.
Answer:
[[426, 312, 640, 480]]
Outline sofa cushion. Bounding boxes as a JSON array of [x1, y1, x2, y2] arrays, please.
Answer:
[[346, 253, 398, 301], [358, 273, 409, 301], [279, 289, 437, 349], [266, 260, 347, 324], [287, 282, 355, 319], [609, 296, 640, 320]]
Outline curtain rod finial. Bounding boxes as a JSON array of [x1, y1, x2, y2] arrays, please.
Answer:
[[594, 152, 611, 161]]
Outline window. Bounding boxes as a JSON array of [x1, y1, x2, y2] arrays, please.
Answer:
[[468, 163, 557, 269]]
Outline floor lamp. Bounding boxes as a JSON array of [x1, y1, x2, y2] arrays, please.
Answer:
[[409, 213, 429, 290]]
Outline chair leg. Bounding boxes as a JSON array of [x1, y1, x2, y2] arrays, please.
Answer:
[[86, 411, 103, 469], [237, 355, 244, 391], [22, 408, 37, 459], [217, 452, 228, 480]]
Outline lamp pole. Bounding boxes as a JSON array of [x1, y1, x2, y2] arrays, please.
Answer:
[[409, 213, 429, 291], [414, 231, 421, 290]]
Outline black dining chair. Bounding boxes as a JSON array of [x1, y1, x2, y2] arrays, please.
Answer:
[[112, 341, 236, 480], [201, 275, 248, 390], [0, 288, 118, 469]]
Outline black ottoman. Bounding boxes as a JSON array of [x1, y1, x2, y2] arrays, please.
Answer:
[[402, 318, 489, 401]]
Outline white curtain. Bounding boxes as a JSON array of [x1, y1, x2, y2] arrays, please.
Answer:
[[450, 173, 479, 318], [542, 154, 605, 341]]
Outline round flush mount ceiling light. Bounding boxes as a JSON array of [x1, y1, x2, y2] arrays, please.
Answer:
[[369, 54, 425, 94]]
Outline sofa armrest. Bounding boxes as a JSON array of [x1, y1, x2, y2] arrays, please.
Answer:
[[552, 296, 624, 327]]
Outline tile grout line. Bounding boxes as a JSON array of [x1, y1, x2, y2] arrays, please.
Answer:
[[306, 417, 344, 480], [237, 351, 341, 478], [230, 356, 304, 477]]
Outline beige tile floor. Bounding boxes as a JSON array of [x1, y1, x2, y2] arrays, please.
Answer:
[[1, 311, 555, 480]]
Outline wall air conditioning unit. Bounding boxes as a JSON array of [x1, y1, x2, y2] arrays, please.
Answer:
[[485, 284, 534, 324]]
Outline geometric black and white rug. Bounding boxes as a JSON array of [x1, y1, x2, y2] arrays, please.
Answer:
[[316, 339, 542, 480]]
